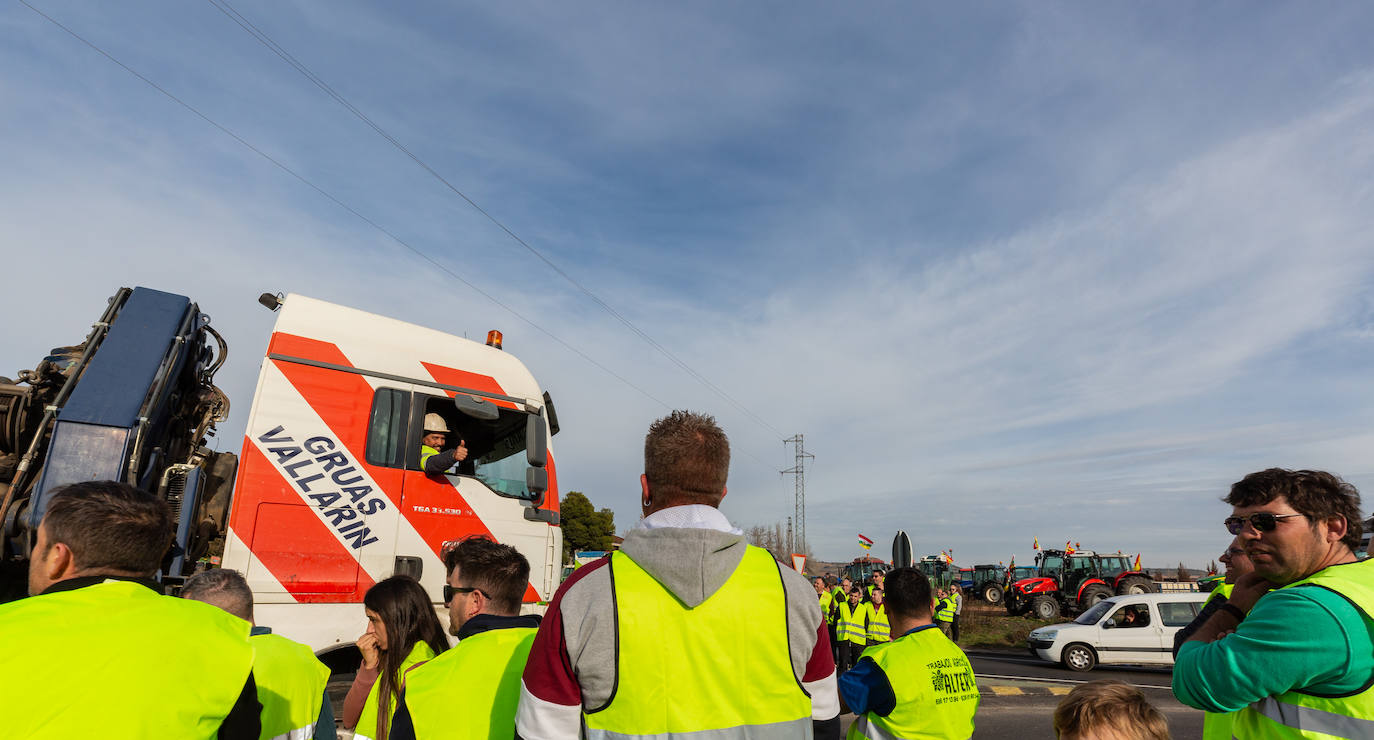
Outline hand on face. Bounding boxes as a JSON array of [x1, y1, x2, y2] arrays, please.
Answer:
[[1227, 571, 1277, 612], [359, 607, 388, 669], [356, 632, 381, 670]]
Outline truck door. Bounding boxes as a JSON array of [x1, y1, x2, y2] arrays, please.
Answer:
[[399, 391, 556, 604]]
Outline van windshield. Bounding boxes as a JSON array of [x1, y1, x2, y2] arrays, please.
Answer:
[[1075, 600, 1115, 625]]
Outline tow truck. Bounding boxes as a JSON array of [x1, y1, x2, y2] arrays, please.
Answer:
[[1, 288, 562, 666]]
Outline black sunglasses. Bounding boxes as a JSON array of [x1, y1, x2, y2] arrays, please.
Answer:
[[1224, 512, 1304, 535], [442, 585, 487, 603]]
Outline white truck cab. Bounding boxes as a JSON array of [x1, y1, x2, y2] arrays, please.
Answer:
[[220, 294, 561, 661]]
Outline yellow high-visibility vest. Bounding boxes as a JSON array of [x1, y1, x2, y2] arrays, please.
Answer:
[[865, 603, 890, 643], [355, 642, 438, 740], [0, 580, 253, 739], [404, 627, 536, 740], [934, 597, 955, 623], [420, 444, 441, 470], [1200, 583, 1236, 740], [252, 631, 330, 740], [837, 600, 868, 645], [1232, 559, 1374, 740], [582, 548, 812, 740], [848, 626, 978, 740]]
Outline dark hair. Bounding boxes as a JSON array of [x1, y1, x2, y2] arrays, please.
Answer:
[[1226, 468, 1364, 551], [41, 481, 172, 576], [643, 410, 730, 506], [1053, 680, 1168, 740], [444, 536, 530, 615], [183, 568, 254, 621], [363, 575, 448, 740], [883, 568, 933, 620]]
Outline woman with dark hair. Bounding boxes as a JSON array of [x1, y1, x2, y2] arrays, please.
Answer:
[[342, 575, 448, 740]]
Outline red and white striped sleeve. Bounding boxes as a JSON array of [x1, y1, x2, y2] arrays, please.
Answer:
[[515, 558, 608, 740]]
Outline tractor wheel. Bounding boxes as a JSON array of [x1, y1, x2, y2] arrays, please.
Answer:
[[982, 583, 1004, 605], [1061, 643, 1097, 672], [1031, 595, 1061, 621], [1080, 584, 1112, 609], [1117, 575, 1155, 595]]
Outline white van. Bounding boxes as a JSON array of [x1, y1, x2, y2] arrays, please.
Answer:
[[1027, 592, 1209, 671]]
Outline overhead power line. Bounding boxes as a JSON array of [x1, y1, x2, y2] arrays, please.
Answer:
[[17, 0, 667, 411], [203, 0, 787, 440], [19, 1, 790, 472]]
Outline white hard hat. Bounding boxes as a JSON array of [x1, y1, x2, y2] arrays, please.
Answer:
[[423, 413, 450, 433]]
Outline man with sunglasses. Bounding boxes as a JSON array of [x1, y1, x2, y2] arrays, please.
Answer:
[[387, 536, 541, 740], [1172, 468, 1373, 739]]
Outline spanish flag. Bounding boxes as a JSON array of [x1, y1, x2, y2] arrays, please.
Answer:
[[1033, 537, 1040, 551], [1134, 553, 1142, 571], [1065, 541, 1076, 555]]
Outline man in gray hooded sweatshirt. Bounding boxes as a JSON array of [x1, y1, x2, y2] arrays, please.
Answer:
[[515, 410, 841, 740]]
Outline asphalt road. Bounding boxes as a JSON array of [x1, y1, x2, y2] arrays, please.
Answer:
[[963, 649, 1201, 740]]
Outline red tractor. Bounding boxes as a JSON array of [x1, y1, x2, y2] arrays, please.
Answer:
[[1004, 549, 1155, 620], [1093, 552, 1155, 595]]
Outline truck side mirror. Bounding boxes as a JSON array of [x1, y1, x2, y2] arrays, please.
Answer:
[[526, 411, 547, 468], [524, 410, 548, 505]]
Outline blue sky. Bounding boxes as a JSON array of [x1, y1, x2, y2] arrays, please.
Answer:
[[4, 1, 1373, 569]]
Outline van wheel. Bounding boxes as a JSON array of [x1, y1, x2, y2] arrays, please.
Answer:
[[1062, 643, 1096, 672]]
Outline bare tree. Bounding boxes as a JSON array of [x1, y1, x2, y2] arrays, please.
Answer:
[[1176, 562, 1191, 582]]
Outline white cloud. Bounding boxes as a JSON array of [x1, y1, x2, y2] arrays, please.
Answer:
[[3, 2, 1373, 572]]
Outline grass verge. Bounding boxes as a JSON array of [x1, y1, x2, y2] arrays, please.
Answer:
[[956, 602, 1059, 649]]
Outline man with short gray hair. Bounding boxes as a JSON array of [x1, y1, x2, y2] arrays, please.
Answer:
[[516, 410, 840, 740], [184, 569, 334, 740]]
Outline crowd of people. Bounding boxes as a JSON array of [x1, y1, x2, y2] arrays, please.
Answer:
[[0, 409, 1367, 740]]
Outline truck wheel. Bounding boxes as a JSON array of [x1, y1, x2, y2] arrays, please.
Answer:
[[1031, 595, 1060, 621], [982, 583, 1004, 605], [1061, 643, 1096, 672], [1118, 576, 1154, 595], [1080, 584, 1112, 609]]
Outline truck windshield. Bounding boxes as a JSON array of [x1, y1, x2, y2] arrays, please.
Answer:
[[470, 408, 540, 501]]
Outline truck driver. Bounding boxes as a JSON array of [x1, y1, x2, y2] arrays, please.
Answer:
[[420, 413, 469, 475]]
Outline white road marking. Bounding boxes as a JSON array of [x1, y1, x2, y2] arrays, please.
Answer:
[[974, 672, 1173, 691]]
